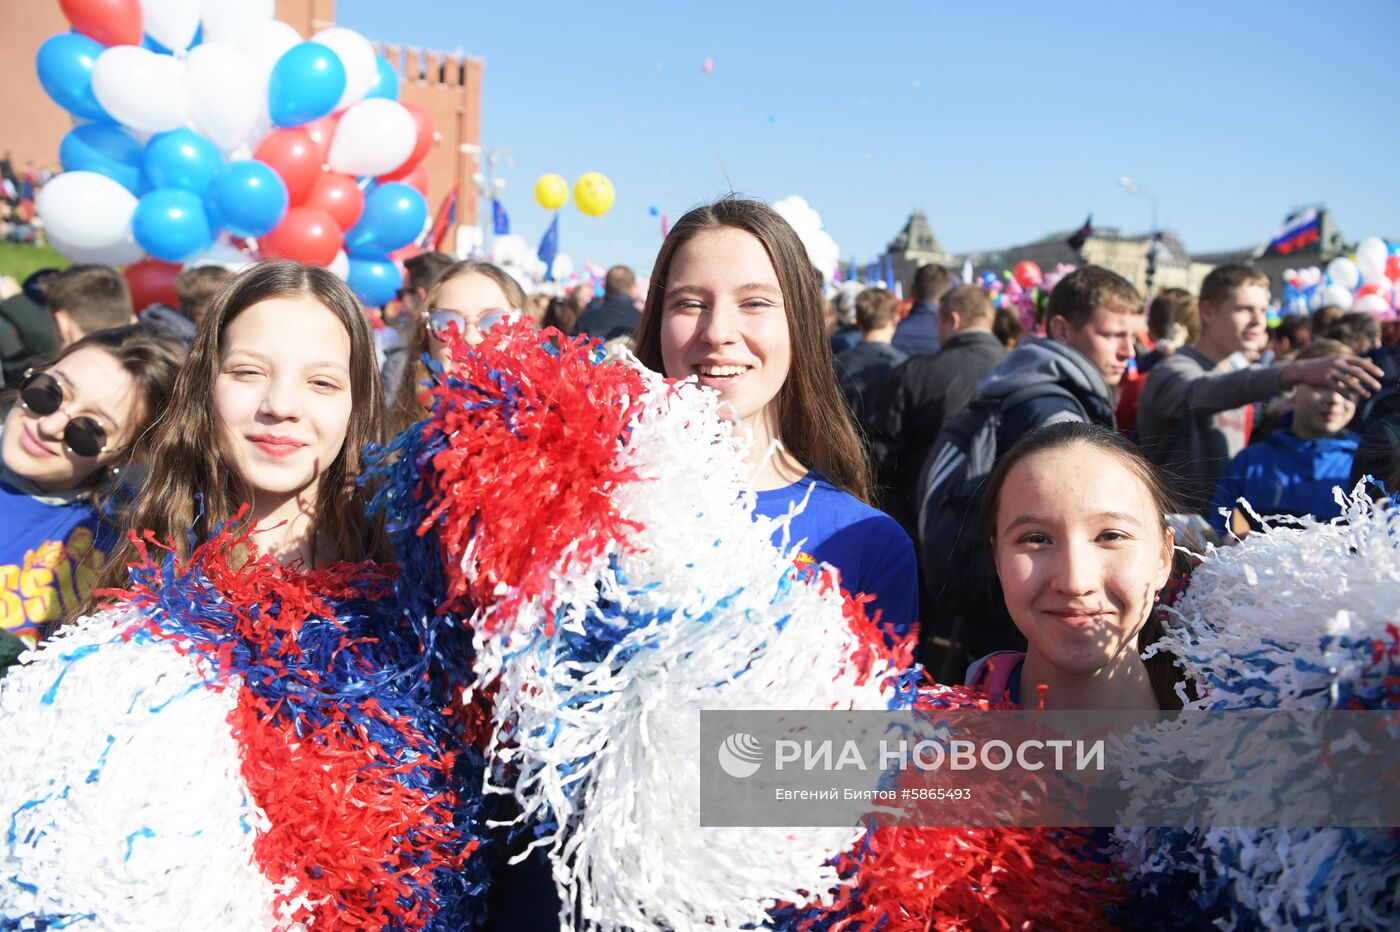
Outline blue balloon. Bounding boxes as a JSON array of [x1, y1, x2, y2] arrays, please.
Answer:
[[268, 42, 347, 127], [35, 33, 113, 123], [133, 188, 217, 262], [344, 182, 427, 255], [346, 256, 402, 308], [207, 160, 289, 238], [364, 54, 399, 101], [143, 129, 224, 195], [59, 124, 145, 194]]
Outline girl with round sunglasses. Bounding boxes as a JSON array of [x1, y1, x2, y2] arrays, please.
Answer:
[[388, 259, 527, 434], [0, 325, 180, 660]]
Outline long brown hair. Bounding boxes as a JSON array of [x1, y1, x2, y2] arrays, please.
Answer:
[[632, 196, 871, 501], [1, 325, 182, 504], [980, 421, 1185, 710], [388, 260, 528, 436], [90, 260, 388, 602]]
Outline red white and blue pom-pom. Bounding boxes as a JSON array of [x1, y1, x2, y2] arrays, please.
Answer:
[[379, 323, 1114, 931], [1110, 488, 1400, 930], [0, 521, 491, 930]]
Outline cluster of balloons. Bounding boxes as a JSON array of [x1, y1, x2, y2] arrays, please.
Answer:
[[976, 260, 1076, 335], [532, 172, 615, 217], [1316, 237, 1400, 318], [35, 0, 436, 307]]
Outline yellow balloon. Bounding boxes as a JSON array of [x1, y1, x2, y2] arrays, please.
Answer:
[[534, 173, 569, 211], [573, 172, 615, 217]]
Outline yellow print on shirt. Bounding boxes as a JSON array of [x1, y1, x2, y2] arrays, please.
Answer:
[[0, 526, 106, 647]]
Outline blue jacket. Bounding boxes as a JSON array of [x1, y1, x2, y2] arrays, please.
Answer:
[[1210, 430, 1359, 535], [891, 302, 940, 356]]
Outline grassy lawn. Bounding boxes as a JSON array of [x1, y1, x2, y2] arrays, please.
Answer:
[[0, 241, 69, 283]]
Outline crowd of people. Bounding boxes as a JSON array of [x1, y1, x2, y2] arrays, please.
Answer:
[[0, 195, 1397, 927]]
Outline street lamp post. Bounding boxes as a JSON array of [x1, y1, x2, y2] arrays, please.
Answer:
[[468, 145, 513, 257], [1118, 177, 1159, 296]]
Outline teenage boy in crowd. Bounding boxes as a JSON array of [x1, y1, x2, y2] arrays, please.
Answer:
[[46, 265, 136, 348], [834, 288, 907, 437], [1210, 338, 1362, 537], [873, 283, 1005, 535], [892, 263, 952, 356], [1136, 264, 1382, 516], [917, 265, 1141, 674]]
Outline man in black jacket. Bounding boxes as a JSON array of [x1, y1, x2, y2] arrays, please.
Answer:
[[572, 265, 640, 341], [873, 284, 1006, 534]]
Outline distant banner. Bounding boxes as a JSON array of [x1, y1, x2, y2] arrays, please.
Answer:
[[699, 710, 1400, 828]]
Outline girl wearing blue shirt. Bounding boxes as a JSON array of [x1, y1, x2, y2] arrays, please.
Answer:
[[0, 326, 180, 658]]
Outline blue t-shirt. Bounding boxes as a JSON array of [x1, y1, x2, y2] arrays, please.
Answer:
[[0, 477, 117, 647], [752, 472, 919, 640], [1210, 430, 1360, 535]]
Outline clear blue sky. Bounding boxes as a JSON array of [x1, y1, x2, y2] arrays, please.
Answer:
[[339, 0, 1399, 274]]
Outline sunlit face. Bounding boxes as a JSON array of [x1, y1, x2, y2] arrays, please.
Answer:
[[659, 227, 792, 432], [427, 272, 515, 363], [1201, 284, 1270, 358], [1056, 305, 1140, 386], [993, 444, 1173, 678], [214, 296, 354, 508], [1291, 379, 1357, 440], [1, 348, 140, 492]]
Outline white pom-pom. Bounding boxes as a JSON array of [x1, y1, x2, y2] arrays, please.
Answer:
[[0, 610, 281, 929]]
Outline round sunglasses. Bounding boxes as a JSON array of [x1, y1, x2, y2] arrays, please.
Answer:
[[427, 307, 520, 339], [18, 369, 110, 458]]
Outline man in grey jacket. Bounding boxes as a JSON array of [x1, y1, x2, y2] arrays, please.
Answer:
[[1137, 264, 1382, 516]]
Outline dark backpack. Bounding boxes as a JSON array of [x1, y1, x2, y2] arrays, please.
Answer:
[[916, 382, 1082, 630]]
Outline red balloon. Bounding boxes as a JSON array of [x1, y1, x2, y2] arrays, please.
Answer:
[[253, 128, 324, 206], [1355, 283, 1390, 301], [260, 207, 343, 267], [304, 172, 365, 230], [303, 112, 342, 162], [60, 0, 142, 47], [1386, 255, 1400, 284], [394, 161, 430, 198], [123, 258, 182, 313], [1013, 260, 1043, 289], [379, 102, 435, 181]]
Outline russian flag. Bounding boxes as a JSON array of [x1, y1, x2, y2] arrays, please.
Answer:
[[1269, 207, 1320, 255]]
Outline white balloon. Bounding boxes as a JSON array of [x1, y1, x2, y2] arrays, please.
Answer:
[[328, 250, 350, 281], [551, 253, 574, 282], [92, 46, 190, 133], [141, 0, 202, 52], [37, 171, 143, 263], [184, 43, 260, 151], [200, 0, 274, 45], [491, 233, 530, 267], [1353, 293, 1390, 314], [327, 99, 416, 177], [311, 27, 377, 112], [1325, 256, 1360, 292], [37, 171, 138, 249], [1355, 236, 1389, 284], [1322, 283, 1354, 310]]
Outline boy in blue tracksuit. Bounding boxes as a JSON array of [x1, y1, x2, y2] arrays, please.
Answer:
[[1212, 338, 1361, 537]]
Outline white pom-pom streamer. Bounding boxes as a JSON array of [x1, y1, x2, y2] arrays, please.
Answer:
[[0, 610, 281, 930], [478, 369, 902, 931]]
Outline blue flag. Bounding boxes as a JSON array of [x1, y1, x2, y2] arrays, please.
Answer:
[[537, 213, 559, 281], [492, 198, 510, 235], [882, 254, 896, 290]]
